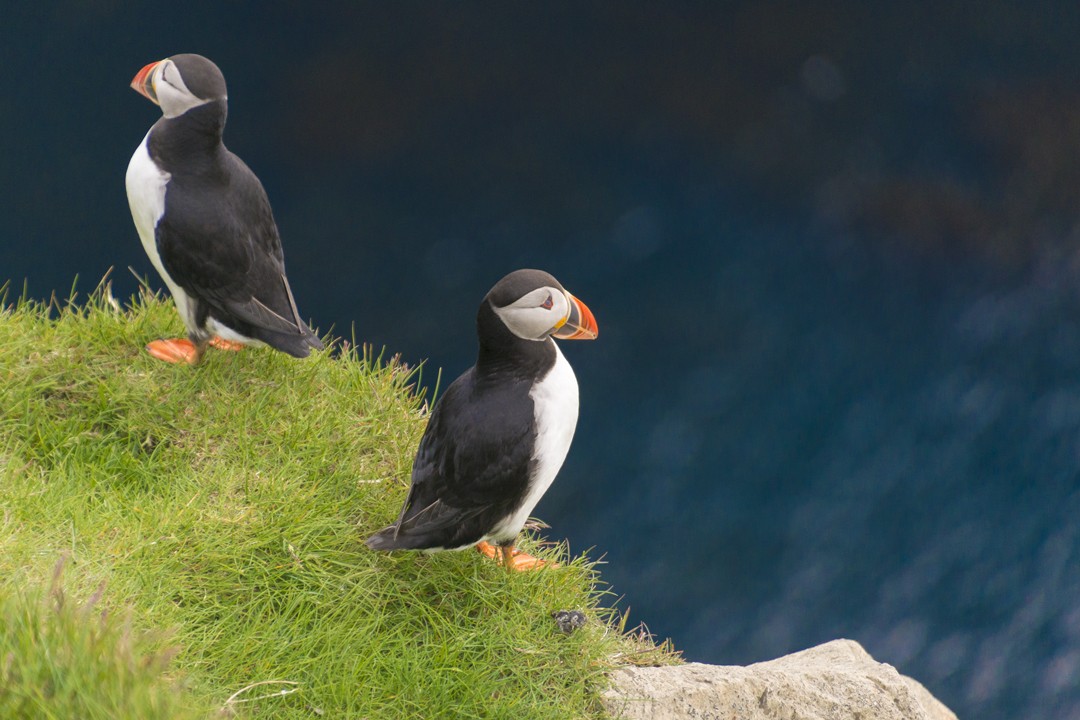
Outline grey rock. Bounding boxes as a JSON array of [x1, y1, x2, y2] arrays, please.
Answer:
[[603, 639, 957, 720]]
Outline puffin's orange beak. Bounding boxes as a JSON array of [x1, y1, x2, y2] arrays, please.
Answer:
[[130, 60, 161, 105], [553, 293, 598, 340]]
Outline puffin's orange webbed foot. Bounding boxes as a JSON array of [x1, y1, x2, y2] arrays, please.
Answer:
[[475, 541, 558, 571], [209, 337, 245, 352], [145, 338, 201, 364]]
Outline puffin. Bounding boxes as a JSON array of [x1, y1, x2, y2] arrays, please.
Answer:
[[366, 269, 599, 570], [125, 53, 323, 364]]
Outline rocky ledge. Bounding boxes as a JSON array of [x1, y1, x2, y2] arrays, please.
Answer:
[[603, 639, 957, 720]]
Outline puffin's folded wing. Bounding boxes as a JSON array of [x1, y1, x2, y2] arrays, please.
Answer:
[[365, 500, 488, 550], [398, 499, 488, 537], [220, 290, 307, 337], [157, 214, 315, 338], [196, 264, 322, 350]]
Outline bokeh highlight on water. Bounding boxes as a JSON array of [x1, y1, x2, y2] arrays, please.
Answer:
[[3, 4, 1080, 717]]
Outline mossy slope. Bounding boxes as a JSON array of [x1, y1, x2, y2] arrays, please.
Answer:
[[0, 283, 654, 719]]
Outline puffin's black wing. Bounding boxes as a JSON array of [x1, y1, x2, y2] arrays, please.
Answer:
[[156, 152, 322, 355], [366, 371, 535, 550]]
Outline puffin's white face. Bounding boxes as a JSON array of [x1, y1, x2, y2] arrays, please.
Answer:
[[131, 55, 226, 120], [150, 60, 216, 119], [493, 286, 574, 341]]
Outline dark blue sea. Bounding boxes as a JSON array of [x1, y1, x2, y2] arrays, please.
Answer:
[[4, 4, 1080, 717]]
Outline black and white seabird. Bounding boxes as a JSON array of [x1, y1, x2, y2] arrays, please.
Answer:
[[366, 269, 599, 570], [125, 54, 323, 364]]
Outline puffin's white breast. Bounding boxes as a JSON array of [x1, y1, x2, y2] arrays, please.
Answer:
[[491, 343, 580, 541], [125, 132, 196, 329]]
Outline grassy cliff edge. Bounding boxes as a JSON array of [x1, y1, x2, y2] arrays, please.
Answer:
[[0, 281, 671, 719]]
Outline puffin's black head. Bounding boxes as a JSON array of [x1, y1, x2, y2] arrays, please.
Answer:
[[483, 269, 598, 343], [130, 54, 227, 119]]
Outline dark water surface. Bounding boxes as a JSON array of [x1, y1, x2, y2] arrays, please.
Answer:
[[4, 4, 1080, 717]]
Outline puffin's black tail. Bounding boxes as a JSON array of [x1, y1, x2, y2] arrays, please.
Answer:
[[259, 325, 324, 358], [365, 525, 407, 551], [366, 524, 446, 551]]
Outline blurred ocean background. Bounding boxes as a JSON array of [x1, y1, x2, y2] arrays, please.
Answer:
[[4, 3, 1080, 717]]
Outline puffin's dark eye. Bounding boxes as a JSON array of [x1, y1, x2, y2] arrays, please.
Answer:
[[541, 294, 554, 310]]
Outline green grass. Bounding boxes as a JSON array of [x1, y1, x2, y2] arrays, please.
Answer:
[[0, 279, 673, 719], [0, 559, 209, 720]]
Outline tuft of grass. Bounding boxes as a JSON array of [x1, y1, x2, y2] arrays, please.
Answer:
[[0, 557, 210, 720], [0, 279, 674, 719]]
